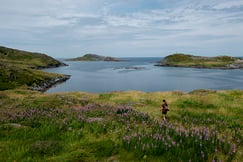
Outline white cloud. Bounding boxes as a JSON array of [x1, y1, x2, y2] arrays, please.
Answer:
[[213, 0, 243, 9], [0, 0, 243, 57]]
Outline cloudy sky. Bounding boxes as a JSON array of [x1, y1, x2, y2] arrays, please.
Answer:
[[0, 0, 243, 58]]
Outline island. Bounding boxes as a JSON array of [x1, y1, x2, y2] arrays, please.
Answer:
[[66, 54, 124, 62], [0, 46, 70, 91], [155, 53, 243, 69]]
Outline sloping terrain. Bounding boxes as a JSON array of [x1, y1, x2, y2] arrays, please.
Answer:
[[0, 46, 68, 91], [0, 89, 242, 161]]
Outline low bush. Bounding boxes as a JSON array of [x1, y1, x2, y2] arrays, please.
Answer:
[[29, 140, 62, 156]]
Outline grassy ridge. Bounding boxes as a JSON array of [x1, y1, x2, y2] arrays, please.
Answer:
[[66, 54, 123, 61], [66, 54, 104, 61], [157, 53, 243, 68], [0, 46, 65, 69], [0, 46, 68, 90], [0, 89, 242, 161]]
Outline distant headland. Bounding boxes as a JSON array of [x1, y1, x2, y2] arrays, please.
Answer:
[[155, 53, 243, 69], [0, 46, 70, 91], [66, 54, 124, 62]]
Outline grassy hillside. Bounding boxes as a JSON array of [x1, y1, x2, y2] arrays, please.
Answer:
[[0, 89, 242, 161], [0, 46, 68, 91], [157, 53, 243, 69], [0, 46, 66, 69]]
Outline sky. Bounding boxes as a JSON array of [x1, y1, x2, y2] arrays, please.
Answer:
[[0, 0, 243, 58]]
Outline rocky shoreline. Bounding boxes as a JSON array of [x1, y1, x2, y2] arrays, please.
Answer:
[[34, 62, 68, 70], [154, 63, 243, 69], [155, 54, 243, 69], [29, 75, 71, 92]]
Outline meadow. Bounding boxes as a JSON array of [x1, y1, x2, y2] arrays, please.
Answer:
[[0, 89, 242, 161]]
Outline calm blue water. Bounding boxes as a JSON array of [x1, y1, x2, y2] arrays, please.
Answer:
[[44, 57, 243, 93]]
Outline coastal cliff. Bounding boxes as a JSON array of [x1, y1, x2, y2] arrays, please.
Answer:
[[155, 53, 243, 69]]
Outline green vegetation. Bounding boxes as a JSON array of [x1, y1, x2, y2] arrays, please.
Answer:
[[0, 89, 242, 161], [0, 62, 62, 90], [0, 46, 65, 69], [157, 53, 243, 69], [0, 46, 68, 90], [1, 47, 242, 161], [66, 54, 123, 61]]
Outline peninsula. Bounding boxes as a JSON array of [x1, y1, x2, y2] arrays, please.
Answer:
[[66, 54, 124, 62], [0, 46, 70, 91], [155, 53, 243, 69]]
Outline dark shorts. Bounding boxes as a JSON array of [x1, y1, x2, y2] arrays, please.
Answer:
[[162, 111, 167, 114]]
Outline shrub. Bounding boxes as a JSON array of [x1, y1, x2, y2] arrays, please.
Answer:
[[29, 140, 62, 156]]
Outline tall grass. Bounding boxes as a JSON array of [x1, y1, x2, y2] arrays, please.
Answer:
[[0, 89, 242, 161]]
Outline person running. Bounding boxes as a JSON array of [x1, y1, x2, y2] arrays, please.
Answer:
[[161, 99, 169, 121]]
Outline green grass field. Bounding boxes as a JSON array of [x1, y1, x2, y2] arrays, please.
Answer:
[[0, 89, 242, 161]]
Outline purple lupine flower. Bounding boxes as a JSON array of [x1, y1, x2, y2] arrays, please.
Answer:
[[199, 135, 202, 140], [172, 141, 176, 146], [132, 133, 137, 137], [237, 139, 241, 144], [166, 135, 171, 141], [232, 143, 236, 153]]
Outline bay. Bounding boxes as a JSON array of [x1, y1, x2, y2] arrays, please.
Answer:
[[44, 57, 243, 93]]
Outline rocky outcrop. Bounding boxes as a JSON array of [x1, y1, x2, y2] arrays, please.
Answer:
[[104, 56, 124, 62], [115, 67, 145, 70], [29, 75, 71, 92], [34, 62, 68, 70]]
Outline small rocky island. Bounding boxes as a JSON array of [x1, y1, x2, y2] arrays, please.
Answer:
[[66, 54, 124, 62], [155, 53, 243, 69]]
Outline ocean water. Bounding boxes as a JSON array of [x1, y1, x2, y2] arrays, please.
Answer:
[[44, 57, 243, 93]]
